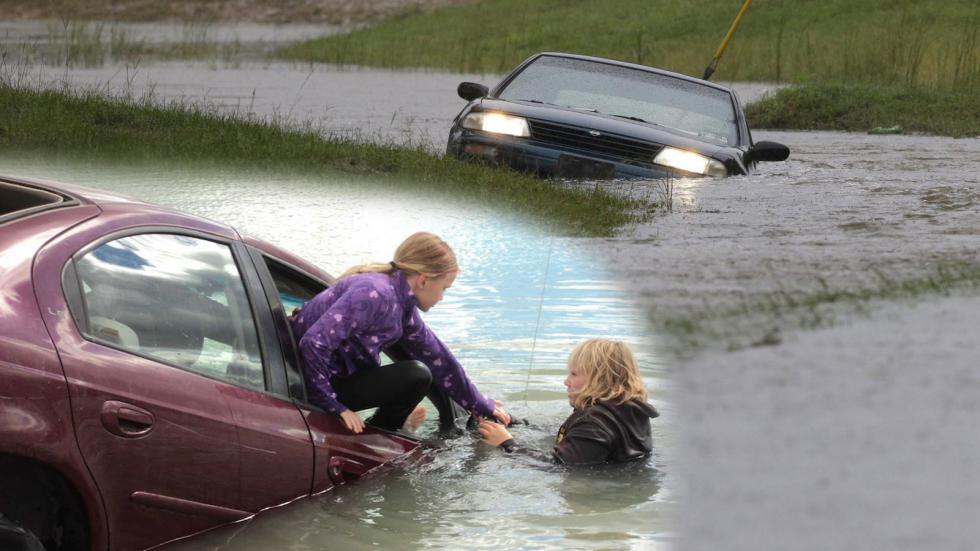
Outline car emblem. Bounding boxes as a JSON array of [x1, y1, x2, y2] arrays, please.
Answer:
[[588, 130, 601, 137]]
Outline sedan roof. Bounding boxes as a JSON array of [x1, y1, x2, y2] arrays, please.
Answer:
[[0, 175, 239, 240]]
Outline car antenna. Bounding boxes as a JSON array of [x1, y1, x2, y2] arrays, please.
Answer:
[[702, 0, 754, 81], [523, 223, 555, 407]]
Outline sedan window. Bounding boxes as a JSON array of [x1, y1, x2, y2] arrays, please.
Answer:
[[74, 233, 265, 390], [263, 257, 395, 377], [499, 55, 738, 145], [264, 258, 325, 316]]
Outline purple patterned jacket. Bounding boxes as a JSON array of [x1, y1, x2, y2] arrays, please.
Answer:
[[291, 270, 496, 417]]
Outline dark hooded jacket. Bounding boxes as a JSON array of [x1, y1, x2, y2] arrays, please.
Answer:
[[500, 399, 659, 466]]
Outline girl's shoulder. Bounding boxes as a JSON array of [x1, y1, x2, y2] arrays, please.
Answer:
[[338, 272, 398, 299], [564, 405, 614, 432], [567, 400, 657, 432]]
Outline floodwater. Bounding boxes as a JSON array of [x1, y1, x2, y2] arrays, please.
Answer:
[[0, 23, 681, 550], [2, 59, 498, 147], [0, 20, 498, 147], [0, 154, 673, 550], [0, 21, 778, 150], [0, 20, 335, 46], [602, 129, 980, 352], [602, 130, 979, 551], [4, 19, 979, 550]]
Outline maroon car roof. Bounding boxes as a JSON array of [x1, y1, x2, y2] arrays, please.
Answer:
[[1, 175, 239, 241]]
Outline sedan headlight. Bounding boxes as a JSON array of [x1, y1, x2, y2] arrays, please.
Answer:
[[461, 112, 530, 138], [653, 147, 727, 177]]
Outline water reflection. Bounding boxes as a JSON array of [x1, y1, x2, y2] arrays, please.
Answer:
[[0, 155, 671, 550]]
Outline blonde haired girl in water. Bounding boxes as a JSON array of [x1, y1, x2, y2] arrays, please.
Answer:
[[479, 339, 657, 465], [292, 232, 510, 433]]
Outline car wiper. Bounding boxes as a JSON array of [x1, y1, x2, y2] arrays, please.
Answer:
[[609, 114, 678, 131], [513, 99, 599, 112], [611, 114, 649, 123]]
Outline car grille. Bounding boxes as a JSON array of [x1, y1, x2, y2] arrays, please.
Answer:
[[527, 120, 662, 165]]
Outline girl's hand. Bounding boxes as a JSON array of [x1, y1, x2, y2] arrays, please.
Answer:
[[340, 410, 365, 434], [478, 419, 513, 447], [492, 401, 512, 426]]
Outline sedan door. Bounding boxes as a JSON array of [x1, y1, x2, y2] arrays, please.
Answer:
[[246, 248, 421, 492], [34, 229, 313, 550]]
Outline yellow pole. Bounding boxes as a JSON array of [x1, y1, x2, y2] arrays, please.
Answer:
[[702, 0, 754, 80]]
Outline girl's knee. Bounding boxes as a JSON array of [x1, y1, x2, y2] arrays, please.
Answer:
[[405, 360, 432, 390]]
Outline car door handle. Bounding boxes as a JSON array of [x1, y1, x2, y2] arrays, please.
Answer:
[[327, 456, 367, 484], [101, 400, 155, 438]]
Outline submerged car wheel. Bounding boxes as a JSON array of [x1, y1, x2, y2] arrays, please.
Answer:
[[0, 513, 45, 551], [0, 457, 90, 551]]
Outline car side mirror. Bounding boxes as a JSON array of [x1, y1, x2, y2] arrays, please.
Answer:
[[457, 82, 489, 101], [748, 141, 790, 162]]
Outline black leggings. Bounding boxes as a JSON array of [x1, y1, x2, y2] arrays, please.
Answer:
[[332, 360, 432, 431]]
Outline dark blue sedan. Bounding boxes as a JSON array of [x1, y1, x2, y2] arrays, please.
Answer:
[[447, 52, 789, 179]]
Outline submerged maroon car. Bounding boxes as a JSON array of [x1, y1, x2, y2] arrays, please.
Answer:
[[0, 176, 421, 551]]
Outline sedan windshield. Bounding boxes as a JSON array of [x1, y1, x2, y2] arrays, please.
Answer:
[[498, 55, 738, 146]]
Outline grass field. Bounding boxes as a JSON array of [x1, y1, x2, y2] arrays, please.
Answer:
[[277, 0, 980, 137], [746, 84, 980, 137], [277, 0, 980, 90], [0, 80, 650, 236]]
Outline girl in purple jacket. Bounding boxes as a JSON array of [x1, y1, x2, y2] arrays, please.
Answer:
[[291, 232, 511, 434]]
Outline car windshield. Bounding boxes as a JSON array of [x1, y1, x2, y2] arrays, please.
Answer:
[[498, 55, 738, 146]]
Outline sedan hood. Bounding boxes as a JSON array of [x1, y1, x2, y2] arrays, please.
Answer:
[[474, 98, 726, 156]]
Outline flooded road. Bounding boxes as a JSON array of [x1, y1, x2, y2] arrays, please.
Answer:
[[0, 63, 776, 152], [0, 22, 781, 150], [606, 129, 980, 351], [3, 22, 979, 550], [0, 154, 673, 550], [605, 130, 979, 551]]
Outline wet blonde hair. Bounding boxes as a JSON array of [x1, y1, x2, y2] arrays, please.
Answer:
[[339, 231, 458, 280], [568, 339, 649, 409]]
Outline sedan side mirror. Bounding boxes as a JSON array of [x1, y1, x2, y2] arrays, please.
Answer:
[[748, 141, 790, 162], [457, 82, 489, 101]]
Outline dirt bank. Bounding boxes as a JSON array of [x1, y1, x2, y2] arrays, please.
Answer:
[[0, 0, 475, 25]]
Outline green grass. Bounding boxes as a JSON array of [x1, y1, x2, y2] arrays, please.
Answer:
[[275, 0, 980, 137], [655, 261, 980, 355], [277, 0, 980, 91], [746, 84, 980, 138], [0, 81, 650, 236]]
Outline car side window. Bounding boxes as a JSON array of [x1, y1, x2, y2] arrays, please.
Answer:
[[264, 258, 325, 316], [263, 258, 394, 365], [74, 233, 265, 391]]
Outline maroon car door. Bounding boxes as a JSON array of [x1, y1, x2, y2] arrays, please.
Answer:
[[247, 250, 422, 492], [33, 227, 313, 550]]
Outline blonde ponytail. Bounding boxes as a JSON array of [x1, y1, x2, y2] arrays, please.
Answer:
[[339, 232, 458, 280], [338, 261, 395, 280]]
